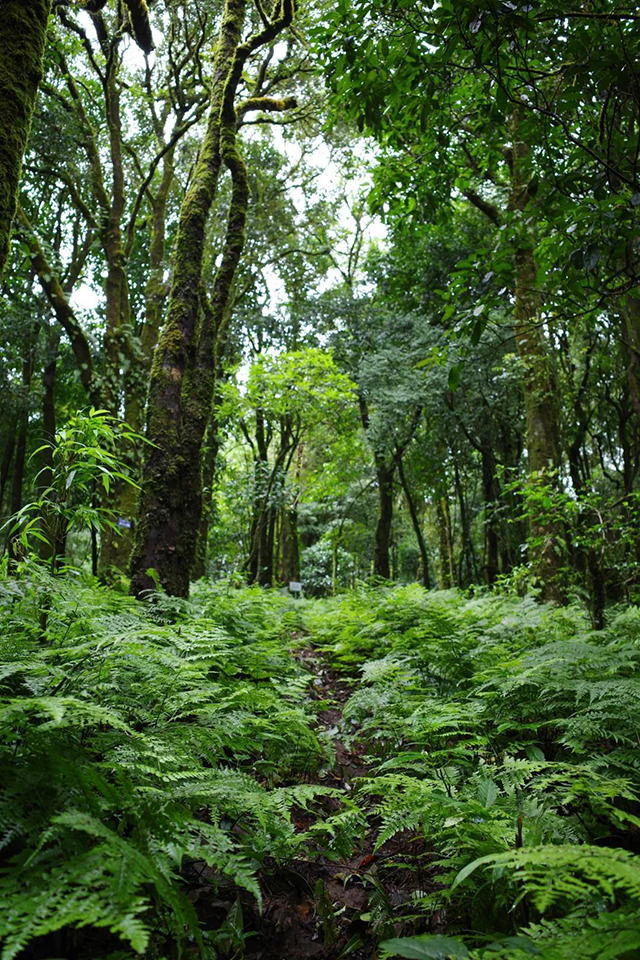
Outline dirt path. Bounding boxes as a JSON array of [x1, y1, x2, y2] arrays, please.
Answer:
[[235, 643, 419, 960]]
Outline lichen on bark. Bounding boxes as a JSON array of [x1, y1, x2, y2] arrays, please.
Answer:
[[0, 0, 51, 275]]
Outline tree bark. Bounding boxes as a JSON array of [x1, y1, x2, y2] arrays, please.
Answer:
[[279, 503, 300, 583], [0, 0, 51, 275], [192, 402, 224, 581], [18, 208, 98, 402], [436, 495, 455, 589], [245, 406, 269, 584], [453, 456, 476, 585], [622, 295, 640, 428], [0, 418, 16, 517], [262, 503, 277, 586], [6, 343, 36, 561], [481, 446, 500, 586], [130, 0, 295, 597], [510, 110, 564, 602], [98, 39, 137, 577], [38, 331, 65, 570]]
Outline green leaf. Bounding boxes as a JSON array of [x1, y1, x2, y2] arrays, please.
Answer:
[[487, 936, 540, 955], [452, 852, 497, 889], [380, 935, 469, 959], [477, 778, 498, 808], [448, 365, 460, 391]]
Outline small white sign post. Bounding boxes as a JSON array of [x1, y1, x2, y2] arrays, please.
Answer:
[[289, 581, 302, 597]]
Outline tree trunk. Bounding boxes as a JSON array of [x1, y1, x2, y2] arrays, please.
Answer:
[[262, 503, 276, 586], [125, 152, 175, 434], [453, 456, 475, 585], [0, 0, 51, 275], [279, 504, 300, 583], [18, 209, 98, 402], [0, 418, 16, 516], [436, 495, 455, 589], [6, 345, 36, 561], [99, 44, 137, 577], [396, 454, 430, 588], [130, 0, 294, 597], [374, 462, 394, 579], [104, 158, 175, 581], [622, 295, 640, 428], [510, 110, 564, 602], [481, 447, 500, 586], [192, 412, 223, 581]]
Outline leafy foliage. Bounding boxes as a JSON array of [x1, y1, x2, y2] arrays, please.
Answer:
[[4, 410, 142, 565], [0, 569, 337, 958], [304, 584, 640, 959]]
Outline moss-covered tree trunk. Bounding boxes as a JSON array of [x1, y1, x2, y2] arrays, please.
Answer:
[[0, 417, 16, 517], [0, 0, 51, 275], [99, 43, 137, 577], [481, 446, 500, 586], [510, 112, 564, 602], [18, 208, 98, 403], [622, 295, 640, 428], [130, 0, 295, 597], [513, 244, 564, 600], [279, 504, 300, 583], [38, 329, 65, 570], [130, 0, 242, 595], [192, 405, 224, 581], [125, 153, 175, 435], [6, 338, 37, 562], [453, 456, 476, 585], [436, 495, 455, 590]]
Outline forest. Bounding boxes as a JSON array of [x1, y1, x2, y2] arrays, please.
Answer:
[[1, 0, 640, 957]]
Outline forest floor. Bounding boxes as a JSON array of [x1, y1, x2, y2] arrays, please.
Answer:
[[221, 635, 426, 960], [6, 577, 639, 960]]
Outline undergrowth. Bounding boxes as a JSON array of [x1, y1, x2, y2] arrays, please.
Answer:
[[303, 584, 640, 960], [3, 572, 640, 960], [0, 567, 343, 960]]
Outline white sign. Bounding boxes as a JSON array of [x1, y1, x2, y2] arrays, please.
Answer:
[[289, 581, 302, 593], [117, 518, 132, 529]]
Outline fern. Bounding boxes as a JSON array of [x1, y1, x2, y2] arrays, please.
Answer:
[[0, 567, 336, 958], [303, 584, 640, 954]]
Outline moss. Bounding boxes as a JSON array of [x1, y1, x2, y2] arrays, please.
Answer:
[[122, 0, 154, 54], [131, 0, 296, 598], [0, 0, 51, 275]]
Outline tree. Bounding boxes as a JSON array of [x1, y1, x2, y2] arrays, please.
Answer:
[[222, 348, 356, 585], [0, 0, 51, 275], [0, 0, 154, 277], [129, 0, 301, 597], [317, 0, 640, 601]]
